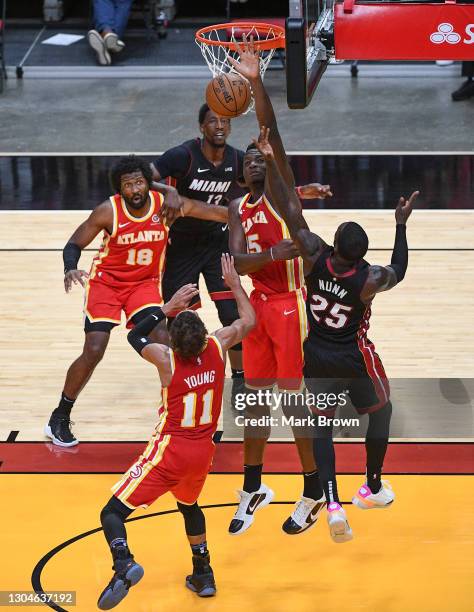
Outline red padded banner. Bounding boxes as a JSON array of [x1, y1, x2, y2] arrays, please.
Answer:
[[334, 2, 474, 60]]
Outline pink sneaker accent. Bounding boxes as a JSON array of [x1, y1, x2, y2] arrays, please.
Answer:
[[328, 502, 342, 512]]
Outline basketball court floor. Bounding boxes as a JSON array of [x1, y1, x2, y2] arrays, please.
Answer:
[[1, 210, 473, 611]]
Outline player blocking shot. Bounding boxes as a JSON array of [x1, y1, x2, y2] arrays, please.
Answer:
[[97, 255, 255, 609], [45, 155, 230, 447], [252, 125, 418, 543], [226, 40, 333, 537]]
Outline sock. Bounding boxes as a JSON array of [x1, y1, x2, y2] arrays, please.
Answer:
[[110, 538, 132, 566], [313, 431, 340, 505], [365, 402, 392, 494], [231, 368, 244, 378], [52, 393, 75, 419], [243, 464, 263, 493], [190, 541, 209, 558], [302, 470, 324, 501]]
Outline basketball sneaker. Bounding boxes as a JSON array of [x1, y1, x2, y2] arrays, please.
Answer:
[[44, 416, 78, 447], [97, 549, 144, 610], [352, 481, 395, 509], [104, 32, 125, 54], [282, 494, 325, 535], [327, 502, 353, 543], [185, 553, 216, 597], [228, 483, 274, 535]]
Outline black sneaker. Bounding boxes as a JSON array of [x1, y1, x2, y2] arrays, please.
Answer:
[[44, 415, 78, 447], [185, 554, 216, 597], [452, 79, 474, 101], [98, 552, 144, 610]]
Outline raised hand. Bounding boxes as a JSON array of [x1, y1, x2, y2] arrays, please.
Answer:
[[395, 191, 419, 225], [221, 253, 241, 290], [227, 34, 260, 81], [164, 283, 199, 313], [64, 269, 89, 293], [252, 126, 274, 160]]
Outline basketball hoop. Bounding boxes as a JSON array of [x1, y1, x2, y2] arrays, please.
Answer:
[[195, 22, 285, 112]]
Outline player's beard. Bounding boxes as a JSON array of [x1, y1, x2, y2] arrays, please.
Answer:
[[124, 192, 149, 210]]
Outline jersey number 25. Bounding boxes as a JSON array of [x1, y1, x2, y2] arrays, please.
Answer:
[[310, 294, 353, 329]]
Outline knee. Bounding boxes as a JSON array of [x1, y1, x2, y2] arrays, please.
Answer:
[[100, 496, 132, 525], [177, 502, 206, 536], [367, 401, 392, 438], [83, 339, 107, 367]]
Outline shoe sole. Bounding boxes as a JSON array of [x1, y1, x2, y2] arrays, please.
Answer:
[[328, 516, 353, 543], [88, 31, 111, 65], [98, 564, 144, 610], [352, 496, 394, 510], [44, 425, 79, 447], [185, 579, 216, 597], [228, 488, 275, 536]]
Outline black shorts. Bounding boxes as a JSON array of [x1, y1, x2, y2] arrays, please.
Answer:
[[163, 228, 236, 311], [303, 335, 390, 415]]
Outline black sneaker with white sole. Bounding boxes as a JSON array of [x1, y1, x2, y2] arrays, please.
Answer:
[[44, 416, 78, 447], [228, 483, 274, 535], [282, 494, 325, 535]]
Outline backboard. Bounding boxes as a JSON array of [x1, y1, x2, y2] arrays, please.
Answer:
[[286, 0, 335, 108]]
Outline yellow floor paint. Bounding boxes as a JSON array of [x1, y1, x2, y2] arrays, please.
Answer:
[[2, 474, 473, 612]]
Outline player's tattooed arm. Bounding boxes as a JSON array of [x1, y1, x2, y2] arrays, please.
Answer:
[[229, 37, 295, 188], [180, 196, 228, 223], [360, 191, 418, 302], [228, 198, 298, 274], [214, 254, 256, 350], [253, 127, 327, 275], [63, 201, 112, 292]]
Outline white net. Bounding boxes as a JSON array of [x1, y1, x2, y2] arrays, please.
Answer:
[[196, 24, 283, 112]]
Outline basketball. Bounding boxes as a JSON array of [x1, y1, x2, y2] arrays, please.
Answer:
[[206, 73, 251, 118]]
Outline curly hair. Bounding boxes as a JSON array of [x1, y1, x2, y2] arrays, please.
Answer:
[[110, 155, 153, 194], [169, 311, 208, 360]]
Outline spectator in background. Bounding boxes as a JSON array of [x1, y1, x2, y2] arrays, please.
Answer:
[[452, 62, 474, 101], [88, 0, 133, 66]]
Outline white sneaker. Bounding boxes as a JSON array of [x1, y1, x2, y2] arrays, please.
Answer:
[[436, 60, 454, 66], [228, 484, 274, 535], [104, 32, 125, 54], [352, 480, 395, 509], [88, 30, 111, 66], [282, 495, 325, 535], [327, 502, 353, 543]]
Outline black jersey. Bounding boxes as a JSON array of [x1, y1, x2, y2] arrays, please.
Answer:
[[154, 138, 244, 236], [305, 246, 372, 345]]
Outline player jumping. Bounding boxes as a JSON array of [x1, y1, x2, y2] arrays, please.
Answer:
[[97, 254, 255, 609], [226, 41, 332, 536], [252, 123, 417, 543]]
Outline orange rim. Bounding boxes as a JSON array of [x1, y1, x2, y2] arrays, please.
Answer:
[[195, 22, 286, 51]]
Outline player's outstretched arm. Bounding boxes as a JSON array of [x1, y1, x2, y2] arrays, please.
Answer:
[[63, 201, 112, 293], [181, 196, 228, 223], [228, 198, 299, 274], [151, 181, 183, 225], [127, 284, 199, 385], [214, 254, 256, 351], [253, 127, 327, 273], [229, 38, 294, 188], [361, 191, 418, 302]]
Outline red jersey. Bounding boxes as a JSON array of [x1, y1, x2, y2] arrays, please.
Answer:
[[239, 193, 305, 295], [157, 336, 225, 440], [89, 191, 169, 286]]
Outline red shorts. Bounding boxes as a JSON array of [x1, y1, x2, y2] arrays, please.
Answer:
[[111, 431, 215, 508], [243, 289, 308, 391], [84, 278, 162, 328]]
